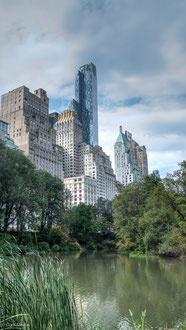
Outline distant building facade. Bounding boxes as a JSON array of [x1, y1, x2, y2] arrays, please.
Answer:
[[0, 119, 20, 151], [0, 86, 63, 180], [152, 170, 160, 178], [64, 175, 97, 208], [114, 126, 146, 186], [55, 110, 82, 177], [75, 62, 98, 146], [54, 109, 115, 205]]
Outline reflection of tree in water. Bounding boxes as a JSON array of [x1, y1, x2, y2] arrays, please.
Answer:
[[115, 255, 186, 328], [61, 253, 186, 328], [64, 252, 118, 302]]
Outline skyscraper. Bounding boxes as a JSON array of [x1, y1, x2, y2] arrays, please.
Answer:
[[54, 109, 115, 204], [75, 62, 98, 146], [114, 126, 142, 186]]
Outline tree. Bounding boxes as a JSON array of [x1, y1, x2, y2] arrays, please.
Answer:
[[138, 184, 176, 253], [163, 161, 186, 222], [96, 198, 113, 223], [113, 175, 162, 251], [70, 203, 98, 244], [0, 141, 37, 231], [36, 171, 67, 232]]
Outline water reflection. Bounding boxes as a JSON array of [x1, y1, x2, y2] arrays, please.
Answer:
[[62, 252, 186, 329]]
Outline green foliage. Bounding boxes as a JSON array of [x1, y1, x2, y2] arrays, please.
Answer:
[[113, 164, 186, 256], [51, 244, 60, 252], [38, 242, 50, 251], [68, 242, 81, 251], [70, 203, 98, 244], [49, 225, 68, 245], [0, 240, 20, 256], [0, 142, 68, 233], [0, 255, 80, 329], [103, 239, 117, 250], [159, 228, 186, 257], [128, 309, 147, 330], [96, 198, 113, 223], [86, 241, 96, 250]]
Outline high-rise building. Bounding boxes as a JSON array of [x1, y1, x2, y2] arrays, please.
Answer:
[[152, 170, 160, 178], [0, 86, 63, 180], [75, 62, 98, 146], [54, 109, 115, 205], [125, 130, 148, 178], [64, 175, 97, 208], [55, 110, 82, 177], [114, 126, 142, 186], [135, 145, 148, 177]]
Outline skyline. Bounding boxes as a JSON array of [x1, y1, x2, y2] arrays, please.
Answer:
[[0, 0, 186, 177]]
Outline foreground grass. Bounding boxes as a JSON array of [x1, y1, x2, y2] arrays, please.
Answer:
[[0, 254, 80, 329]]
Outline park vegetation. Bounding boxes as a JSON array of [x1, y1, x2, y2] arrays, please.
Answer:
[[0, 141, 114, 254], [0, 140, 185, 257], [113, 161, 186, 257]]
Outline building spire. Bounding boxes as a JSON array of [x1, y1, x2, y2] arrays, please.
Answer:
[[119, 126, 122, 133]]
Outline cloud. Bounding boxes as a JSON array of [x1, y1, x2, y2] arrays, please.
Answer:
[[0, 0, 186, 176]]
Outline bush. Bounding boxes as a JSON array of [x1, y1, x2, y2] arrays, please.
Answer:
[[18, 232, 33, 245], [103, 239, 117, 250], [19, 245, 36, 255], [86, 241, 96, 250], [158, 228, 186, 257], [38, 242, 50, 251], [0, 240, 20, 255], [97, 243, 104, 250], [49, 225, 68, 245], [52, 244, 60, 252], [68, 242, 81, 251]]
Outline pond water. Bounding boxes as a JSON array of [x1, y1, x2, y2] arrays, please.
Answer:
[[62, 252, 186, 329]]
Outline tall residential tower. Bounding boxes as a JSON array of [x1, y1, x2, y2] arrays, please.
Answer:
[[75, 62, 98, 147], [114, 126, 143, 186]]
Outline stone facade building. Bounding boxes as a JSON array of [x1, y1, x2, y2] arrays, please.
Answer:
[[64, 175, 97, 208], [54, 110, 115, 205], [0, 86, 63, 180]]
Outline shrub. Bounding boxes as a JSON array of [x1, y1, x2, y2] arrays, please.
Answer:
[[103, 239, 117, 250], [158, 228, 186, 257], [86, 241, 96, 250], [52, 244, 60, 252], [68, 242, 81, 251], [0, 240, 20, 256], [18, 231, 33, 245], [38, 242, 50, 251], [49, 225, 68, 245], [97, 243, 104, 250]]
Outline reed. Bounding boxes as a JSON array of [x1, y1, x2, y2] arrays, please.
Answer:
[[0, 254, 80, 329]]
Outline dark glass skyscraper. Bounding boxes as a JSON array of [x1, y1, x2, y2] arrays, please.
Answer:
[[75, 62, 98, 146]]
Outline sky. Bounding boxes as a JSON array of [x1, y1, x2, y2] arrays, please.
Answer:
[[0, 0, 185, 177]]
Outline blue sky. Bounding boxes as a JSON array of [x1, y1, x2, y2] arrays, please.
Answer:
[[0, 0, 185, 177]]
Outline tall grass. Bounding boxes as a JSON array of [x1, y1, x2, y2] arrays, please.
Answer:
[[0, 254, 80, 329]]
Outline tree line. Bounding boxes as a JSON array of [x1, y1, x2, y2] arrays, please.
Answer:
[[0, 141, 113, 251], [0, 140, 185, 256], [113, 161, 186, 256]]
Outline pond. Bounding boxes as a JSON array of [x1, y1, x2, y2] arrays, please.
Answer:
[[61, 252, 186, 329]]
